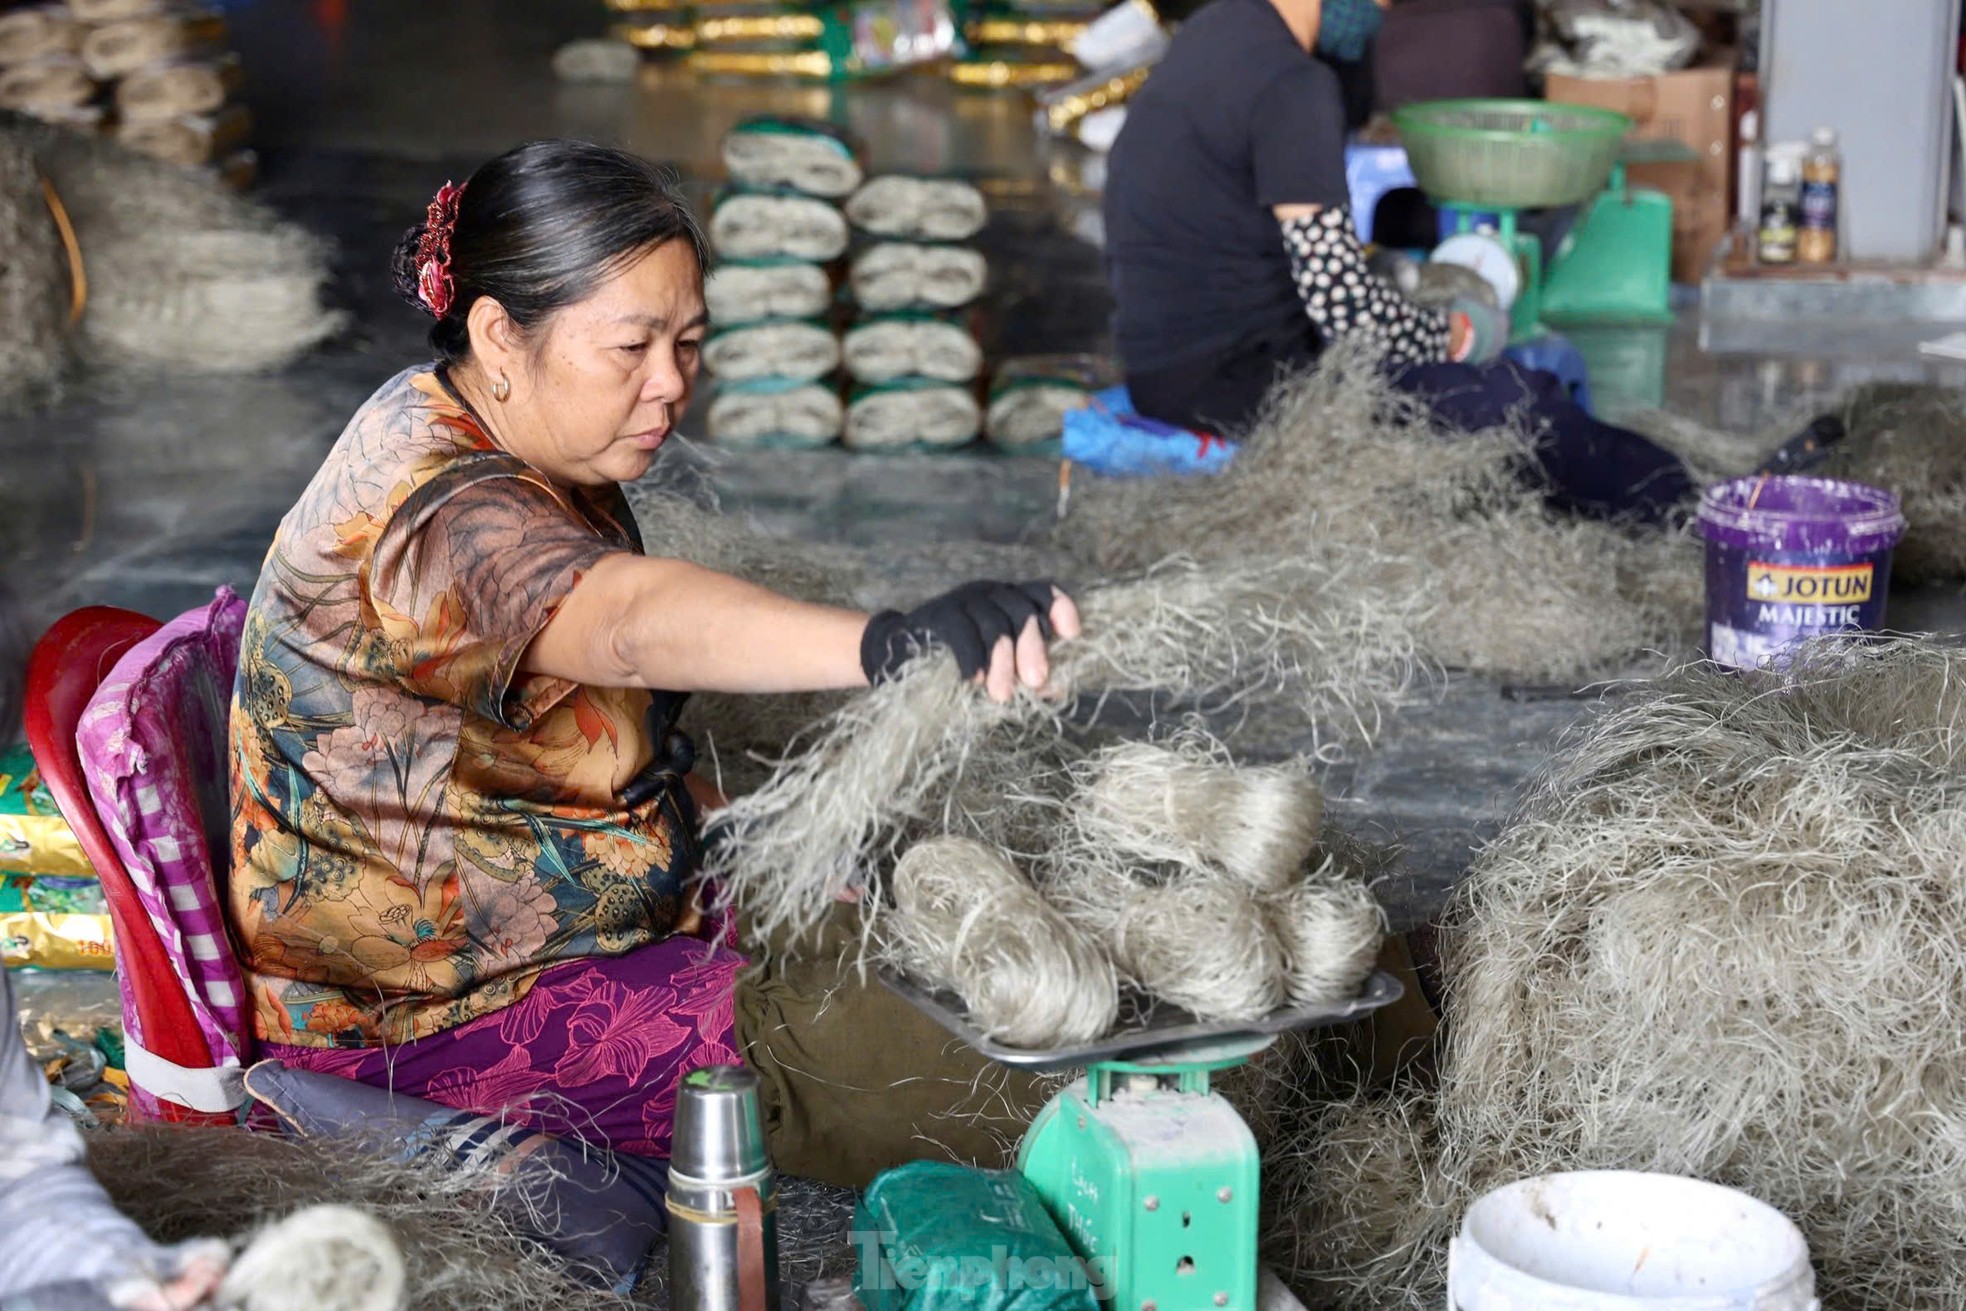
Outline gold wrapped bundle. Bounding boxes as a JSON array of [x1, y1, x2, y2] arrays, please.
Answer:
[[612, 19, 699, 50], [948, 46, 1080, 90], [1, 875, 114, 972], [689, 48, 833, 79], [961, 16, 1089, 49], [1039, 62, 1149, 132], [694, 12, 824, 46]]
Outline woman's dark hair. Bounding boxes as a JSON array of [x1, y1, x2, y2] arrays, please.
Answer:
[[389, 139, 710, 364]]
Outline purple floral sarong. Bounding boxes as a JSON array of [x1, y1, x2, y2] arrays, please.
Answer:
[[260, 934, 745, 1158]]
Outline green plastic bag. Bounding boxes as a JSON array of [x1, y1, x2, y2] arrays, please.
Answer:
[[854, 1162, 1100, 1311]]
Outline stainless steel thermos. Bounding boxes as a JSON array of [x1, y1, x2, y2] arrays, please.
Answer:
[[668, 1064, 781, 1311]]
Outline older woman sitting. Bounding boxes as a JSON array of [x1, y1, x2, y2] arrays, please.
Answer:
[[230, 140, 1077, 1170]]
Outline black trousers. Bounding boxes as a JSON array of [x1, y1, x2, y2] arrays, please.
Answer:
[[1127, 324, 1695, 526]]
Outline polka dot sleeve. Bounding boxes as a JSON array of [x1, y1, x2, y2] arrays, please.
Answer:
[[1280, 207, 1452, 366]]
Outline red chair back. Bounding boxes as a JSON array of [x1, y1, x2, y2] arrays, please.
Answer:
[[24, 607, 230, 1125]]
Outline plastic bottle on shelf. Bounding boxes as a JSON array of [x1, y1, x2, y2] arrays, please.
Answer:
[[1757, 148, 1801, 265], [1797, 127, 1841, 265], [1737, 109, 1761, 229]]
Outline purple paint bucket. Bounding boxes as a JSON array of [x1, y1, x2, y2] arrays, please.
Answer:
[[1697, 476, 1907, 671]]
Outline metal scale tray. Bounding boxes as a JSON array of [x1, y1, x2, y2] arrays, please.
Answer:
[[881, 968, 1405, 1073]]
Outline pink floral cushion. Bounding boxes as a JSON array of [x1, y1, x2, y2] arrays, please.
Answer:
[[78, 588, 249, 1095]]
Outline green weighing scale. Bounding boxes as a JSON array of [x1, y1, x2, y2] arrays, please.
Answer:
[[1389, 99, 1685, 341], [883, 970, 1404, 1311]]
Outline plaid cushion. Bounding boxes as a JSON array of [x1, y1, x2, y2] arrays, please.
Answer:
[[77, 588, 248, 1113]]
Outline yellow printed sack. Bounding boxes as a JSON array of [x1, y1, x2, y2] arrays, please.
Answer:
[[0, 743, 95, 878], [1, 874, 115, 971]]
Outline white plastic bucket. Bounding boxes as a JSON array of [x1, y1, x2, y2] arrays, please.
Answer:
[[1447, 1172, 1818, 1311]]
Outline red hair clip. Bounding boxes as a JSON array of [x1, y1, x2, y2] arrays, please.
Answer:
[[415, 180, 466, 318]]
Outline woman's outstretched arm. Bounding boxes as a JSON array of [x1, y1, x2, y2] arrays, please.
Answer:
[[526, 554, 1081, 704]]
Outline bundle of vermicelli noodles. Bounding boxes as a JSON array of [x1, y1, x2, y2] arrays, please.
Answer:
[[704, 553, 1429, 946], [883, 836, 1119, 1047], [1066, 740, 1323, 894]]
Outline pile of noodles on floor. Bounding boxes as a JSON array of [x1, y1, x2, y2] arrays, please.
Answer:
[[1053, 343, 1704, 684], [701, 548, 1430, 1045], [1818, 383, 1966, 584], [0, 110, 341, 409], [1635, 381, 1966, 585], [1259, 635, 1966, 1310], [86, 1126, 640, 1311]]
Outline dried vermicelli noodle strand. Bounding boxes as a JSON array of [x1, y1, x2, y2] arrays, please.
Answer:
[[708, 665, 1001, 941], [884, 836, 1119, 1048]]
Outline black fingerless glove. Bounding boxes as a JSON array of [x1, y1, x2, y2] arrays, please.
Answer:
[[859, 580, 1060, 684]]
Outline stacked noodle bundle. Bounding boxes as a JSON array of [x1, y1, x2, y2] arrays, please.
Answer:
[[706, 117, 860, 449], [780, 735, 1386, 1050], [841, 174, 990, 451], [0, 1, 256, 177], [1264, 636, 1966, 1311], [1028, 740, 1384, 1028], [90, 5, 247, 172], [0, 3, 96, 129], [550, 37, 642, 83]]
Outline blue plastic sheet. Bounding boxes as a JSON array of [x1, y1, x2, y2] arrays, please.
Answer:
[[1060, 387, 1237, 478], [1061, 335, 1593, 481]]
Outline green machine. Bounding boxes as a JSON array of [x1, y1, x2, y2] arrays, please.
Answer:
[[886, 973, 1404, 1311], [1390, 99, 1678, 340]]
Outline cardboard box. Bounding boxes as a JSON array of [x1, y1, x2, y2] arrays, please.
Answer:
[[1547, 54, 1739, 284]]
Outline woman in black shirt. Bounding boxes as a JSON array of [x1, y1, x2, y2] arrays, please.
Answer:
[[1103, 0, 1698, 523]]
